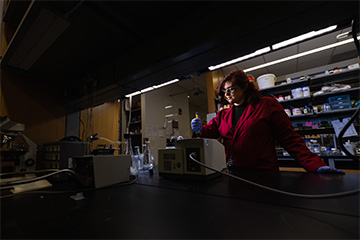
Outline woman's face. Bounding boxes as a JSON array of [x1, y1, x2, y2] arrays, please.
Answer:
[[223, 79, 246, 106]]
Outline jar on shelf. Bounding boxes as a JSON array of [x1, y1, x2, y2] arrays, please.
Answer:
[[313, 145, 321, 155], [292, 87, 303, 99], [303, 105, 308, 114], [292, 107, 302, 115], [302, 86, 310, 97], [313, 106, 318, 113]]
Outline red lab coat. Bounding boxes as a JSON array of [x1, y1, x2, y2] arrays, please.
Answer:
[[200, 97, 326, 171]]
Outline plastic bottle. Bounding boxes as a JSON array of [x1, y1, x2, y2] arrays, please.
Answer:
[[325, 103, 331, 111], [322, 102, 331, 112], [303, 105, 308, 114], [313, 145, 320, 155], [309, 139, 318, 153], [304, 139, 312, 151], [142, 140, 155, 173], [302, 86, 310, 97], [322, 148, 331, 156]]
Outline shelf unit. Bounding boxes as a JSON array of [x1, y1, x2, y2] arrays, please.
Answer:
[[120, 96, 143, 153], [260, 68, 359, 119], [260, 68, 360, 169]]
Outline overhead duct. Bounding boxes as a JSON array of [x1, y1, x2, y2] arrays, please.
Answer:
[[8, 8, 70, 70]]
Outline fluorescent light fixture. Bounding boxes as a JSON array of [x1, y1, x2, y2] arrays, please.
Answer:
[[244, 37, 360, 73], [165, 105, 173, 109], [208, 25, 337, 72], [125, 78, 179, 98], [208, 47, 271, 71], [165, 114, 174, 118], [125, 91, 141, 98], [272, 25, 337, 50], [153, 79, 179, 88], [140, 87, 154, 93]]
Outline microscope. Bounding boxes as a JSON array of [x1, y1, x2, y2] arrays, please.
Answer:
[[0, 116, 37, 173]]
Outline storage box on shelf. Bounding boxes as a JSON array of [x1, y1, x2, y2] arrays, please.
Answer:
[[259, 67, 360, 170]]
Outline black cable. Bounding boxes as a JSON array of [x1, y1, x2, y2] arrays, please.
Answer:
[[189, 153, 359, 199], [337, 19, 360, 160], [0, 175, 138, 199], [337, 106, 360, 161], [0, 169, 76, 187]]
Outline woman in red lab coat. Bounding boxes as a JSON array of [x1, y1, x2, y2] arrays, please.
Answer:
[[191, 70, 344, 173]]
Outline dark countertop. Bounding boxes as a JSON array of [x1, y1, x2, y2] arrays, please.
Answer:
[[1, 168, 359, 239]]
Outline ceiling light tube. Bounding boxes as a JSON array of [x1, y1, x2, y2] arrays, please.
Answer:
[[125, 78, 179, 98], [153, 79, 179, 88], [208, 47, 271, 71], [125, 91, 141, 98], [272, 25, 337, 50], [140, 87, 154, 93], [244, 37, 359, 73]]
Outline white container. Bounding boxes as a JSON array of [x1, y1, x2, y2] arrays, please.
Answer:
[[284, 109, 291, 116], [292, 108, 302, 115], [256, 74, 276, 90], [292, 87, 303, 99], [302, 86, 310, 97], [285, 95, 291, 100]]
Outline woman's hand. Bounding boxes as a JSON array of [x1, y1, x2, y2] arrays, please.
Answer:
[[316, 166, 345, 174]]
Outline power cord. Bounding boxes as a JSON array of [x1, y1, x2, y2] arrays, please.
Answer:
[[0, 169, 76, 187], [0, 173, 138, 199], [0, 169, 59, 177], [189, 152, 360, 199]]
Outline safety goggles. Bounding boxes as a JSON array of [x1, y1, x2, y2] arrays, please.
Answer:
[[222, 86, 239, 95]]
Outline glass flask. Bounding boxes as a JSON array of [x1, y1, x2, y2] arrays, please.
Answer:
[[135, 146, 143, 170], [142, 140, 154, 172], [125, 136, 139, 176]]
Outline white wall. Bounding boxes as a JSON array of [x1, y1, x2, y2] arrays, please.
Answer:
[[141, 85, 191, 164]]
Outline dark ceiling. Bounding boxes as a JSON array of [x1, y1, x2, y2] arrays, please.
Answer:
[[1, 1, 359, 110]]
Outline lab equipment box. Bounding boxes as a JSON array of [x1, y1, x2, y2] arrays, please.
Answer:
[[40, 141, 89, 169], [328, 95, 352, 110], [70, 155, 131, 188], [158, 138, 226, 180]]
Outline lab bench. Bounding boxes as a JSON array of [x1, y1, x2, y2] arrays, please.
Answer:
[[1, 167, 359, 239]]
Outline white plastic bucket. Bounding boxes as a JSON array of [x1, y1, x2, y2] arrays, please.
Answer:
[[256, 74, 276, 90]]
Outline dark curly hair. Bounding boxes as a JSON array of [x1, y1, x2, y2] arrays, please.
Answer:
[[216, 70, 261, 105]]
